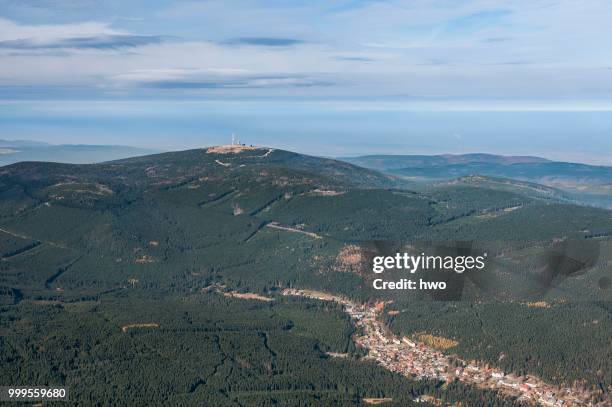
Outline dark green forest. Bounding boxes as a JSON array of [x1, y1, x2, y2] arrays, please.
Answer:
[[0, 146, 610, 405], [1, 291, 524, 406]]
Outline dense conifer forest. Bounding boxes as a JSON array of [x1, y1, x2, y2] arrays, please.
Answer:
[[0, 147, 610, 404]]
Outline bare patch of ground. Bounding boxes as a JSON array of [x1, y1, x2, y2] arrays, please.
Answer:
[[524, 301, 551, 308], [49, 182, 114, 196], [363, 398, 393, 404], [222, 292, 274, 302], [214, 159, 230, 167], [282, 288, 347, 304], [258, 148, 274, 158], [413, 395, 446, 406], [374, 300, 393, 312], [475, 205, 523, 220], [206, 145, 258, 154], [415, 333, 458, 350], [95, 183, 114, 195], [135, 255, 155, 264], [121, 323, 159, 333], [333, 244, 364, 273], [266, 222, 322, 239], [325, 352, 349, 358], [309, 188, 346, 196]]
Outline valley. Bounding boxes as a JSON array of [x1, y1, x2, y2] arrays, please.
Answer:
[[342, 153, 612, 209], [283, 289, 601, 406], [0, 145, 610, 405]]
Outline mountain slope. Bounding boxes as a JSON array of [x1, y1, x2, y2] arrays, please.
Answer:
[[343, 153, 549, 172], [0, 146, 413, 296], [1, 146, 609, 294], [1, 146, 610, 401], [342, 153, 612, 208]]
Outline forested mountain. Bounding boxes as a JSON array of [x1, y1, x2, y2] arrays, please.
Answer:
[[342, 153, 612, 208], [342, 153, 550, 172], [0, 146, 610, 405]]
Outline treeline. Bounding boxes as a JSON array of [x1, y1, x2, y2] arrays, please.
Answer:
[[385, 300, 612, 392], [1, 291, 523, 406]]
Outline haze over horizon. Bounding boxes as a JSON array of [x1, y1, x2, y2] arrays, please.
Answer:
[[3, 101, 612, 165], [1, 1, 612, 164]]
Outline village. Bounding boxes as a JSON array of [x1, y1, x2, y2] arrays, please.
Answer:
[[283, 289, 601, 407]]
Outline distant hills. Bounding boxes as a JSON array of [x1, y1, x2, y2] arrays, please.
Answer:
[[343, 153, 550, 171], [1, 145, 610, 401], [4, 143, 612, 207], [0, 139, 158, 166], [0, 138, 50, 147], [342, 153, 612, 208]]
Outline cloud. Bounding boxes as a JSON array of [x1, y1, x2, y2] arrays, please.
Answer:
[[221, 37, 304, 47], [335, 56, 375, 62], [5, 50, 72, 57], [0, 17, 170, 53], [2, 2, 612, 101], [0, 34, 168, 50], [138, 76, 332, 89], [110, 68, 333, 89], [146, 77, 331, 89], [0, 17, 116, 40], [111, 68, 252, 83]]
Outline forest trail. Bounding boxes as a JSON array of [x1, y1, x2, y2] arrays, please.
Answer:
[[265, 222, 322, 239]]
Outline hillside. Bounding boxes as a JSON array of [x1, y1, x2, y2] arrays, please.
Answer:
[[342, 153, 612, 208], [343, 153, 550, 172], [0, 146, 610, 404], [1, 145, 610, 300], [0, 146, 412, 297]]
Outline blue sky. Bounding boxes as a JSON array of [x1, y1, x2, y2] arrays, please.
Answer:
[[1, 1, 612, 161]]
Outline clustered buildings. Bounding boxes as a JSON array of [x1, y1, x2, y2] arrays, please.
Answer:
[[283, 289, 600, 407]]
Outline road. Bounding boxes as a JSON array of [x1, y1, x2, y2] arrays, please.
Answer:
[[282, 288, 603, 407]]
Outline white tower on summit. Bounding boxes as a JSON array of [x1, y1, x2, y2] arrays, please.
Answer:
[[231, 133, 236, 145]]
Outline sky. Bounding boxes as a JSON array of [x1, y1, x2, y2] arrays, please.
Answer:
[[1, 0, 612, 162]]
